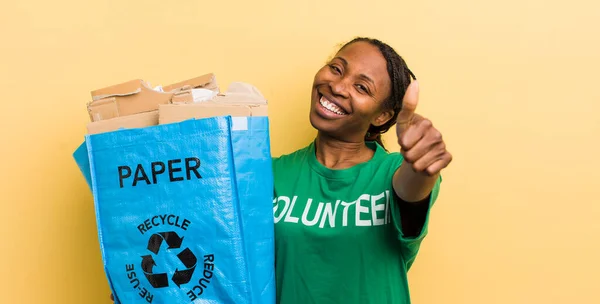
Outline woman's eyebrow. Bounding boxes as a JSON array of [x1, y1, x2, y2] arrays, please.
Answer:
[[333, 56, 348, 66], [333, 56, 377, 92], [359, 74, 376, 88]]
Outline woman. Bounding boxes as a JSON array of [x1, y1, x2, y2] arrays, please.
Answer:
[[111, 37, 452, 303], [271, 37, 451, 304]]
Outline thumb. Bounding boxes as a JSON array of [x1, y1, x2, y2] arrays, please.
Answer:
[[396, 80, 419, 127]]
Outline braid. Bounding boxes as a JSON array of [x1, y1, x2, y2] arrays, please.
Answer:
[[339, 37, 416, 150]]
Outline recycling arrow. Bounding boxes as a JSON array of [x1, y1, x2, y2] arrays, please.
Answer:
[[140, 231, 197, 289], [171, 248, 198, 287], [141, 255, 169, 288], [147, 232, 184, 254], [141, 255, 156, 273], [172, 268, 195, 287]]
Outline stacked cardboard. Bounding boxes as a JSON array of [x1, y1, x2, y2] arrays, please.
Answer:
[[84, 73, 268, 134]]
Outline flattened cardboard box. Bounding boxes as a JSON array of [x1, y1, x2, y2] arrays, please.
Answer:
[[87, 80, 172, 122], [87, 111, 159, 135], [158, 103, 268, 125], [87, 73, 218, 122]]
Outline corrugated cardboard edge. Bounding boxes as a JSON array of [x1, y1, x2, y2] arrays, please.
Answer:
[[91, 79, 146, 101], [87, 97, 119, 122], [162, 73, 219, 93], [86, 111, 159, 134]]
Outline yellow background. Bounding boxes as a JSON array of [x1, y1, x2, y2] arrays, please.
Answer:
[[1, 0, 598, 303]]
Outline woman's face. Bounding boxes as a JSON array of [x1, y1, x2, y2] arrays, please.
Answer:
[[310, 41, 393, 141]]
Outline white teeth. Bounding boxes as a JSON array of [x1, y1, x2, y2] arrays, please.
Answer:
[[319, 96, 347, 115]]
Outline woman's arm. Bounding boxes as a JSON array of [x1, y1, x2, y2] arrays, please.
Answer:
[[392, 81, 452, 236], [393, 163, 439, 203], [392, 164, 438, 237]]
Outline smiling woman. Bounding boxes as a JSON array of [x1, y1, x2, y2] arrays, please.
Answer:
[[108, 36, 452, 304], [271, 37, 452, 304]]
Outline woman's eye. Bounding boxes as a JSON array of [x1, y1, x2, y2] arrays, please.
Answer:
[[356, 84, 368, 93], [329, 65, 341, 74]]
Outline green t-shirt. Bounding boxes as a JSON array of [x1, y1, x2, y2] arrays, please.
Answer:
[[271, 141, 441, 304]]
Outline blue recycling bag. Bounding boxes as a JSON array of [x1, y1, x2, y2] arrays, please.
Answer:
[[73, 116, 275, 304]]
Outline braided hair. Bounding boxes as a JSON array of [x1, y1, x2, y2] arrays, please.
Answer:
[[339, 37, 416, 150]]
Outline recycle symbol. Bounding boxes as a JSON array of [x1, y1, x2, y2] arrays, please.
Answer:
[[141, 231, 197, 288]]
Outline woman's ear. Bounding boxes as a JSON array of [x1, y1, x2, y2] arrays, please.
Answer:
[[372, 109, 395, 127]]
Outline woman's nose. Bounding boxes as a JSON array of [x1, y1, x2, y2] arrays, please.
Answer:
[[329, 78, 350, 98]]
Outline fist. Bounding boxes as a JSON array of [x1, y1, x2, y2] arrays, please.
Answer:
[[396, 81, 452, 176]]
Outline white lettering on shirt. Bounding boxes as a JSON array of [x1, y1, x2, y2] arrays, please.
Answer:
[[319, 200, 341, 228], [355, 194, 371, 227], [274, 190, 405, 228], [371, 192, 386, 226], [340, 200, 356, 227], [301, 199, 324, 226], [284, 196, 300, 223], [274, 196, 290, 224]]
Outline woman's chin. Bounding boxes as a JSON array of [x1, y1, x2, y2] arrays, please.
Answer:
[[309, 112, 341, 136]]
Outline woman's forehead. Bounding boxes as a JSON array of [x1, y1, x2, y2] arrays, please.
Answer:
[[335, 42, 390, 91]]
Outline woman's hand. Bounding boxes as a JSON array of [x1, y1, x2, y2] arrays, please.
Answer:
[[396, 81, 452, 176], [392, 81, 452, 203]]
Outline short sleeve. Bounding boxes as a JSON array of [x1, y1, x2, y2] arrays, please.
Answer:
[[390, 175, 442, 270]]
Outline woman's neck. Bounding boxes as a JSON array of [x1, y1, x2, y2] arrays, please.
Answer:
[[315, 132, 374, 169]]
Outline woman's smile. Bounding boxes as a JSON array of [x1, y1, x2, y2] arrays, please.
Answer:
[[316, 94, 349, 119]]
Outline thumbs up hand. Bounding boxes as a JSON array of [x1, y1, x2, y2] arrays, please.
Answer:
[[396, 81, 452, 176]]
